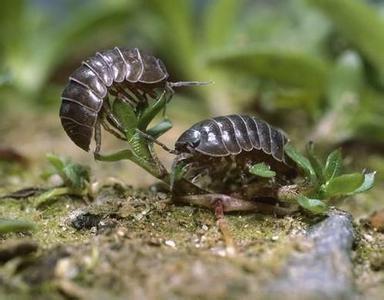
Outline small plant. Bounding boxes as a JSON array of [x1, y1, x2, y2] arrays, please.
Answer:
[[93, 96, 173, 183], [36, 154, 91, 207], [279, 143, 375, 214]]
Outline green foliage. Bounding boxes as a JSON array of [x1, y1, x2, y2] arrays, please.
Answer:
[[46, 154, 90, 191], [36, 154, 91, 207], [284, 144, 316, 182], [207, 48, 329, 92], [147, 119, 173, 138], [296, 195, 328, 215], [249, 162, 276, 178], [2, 0, 384, 144], [170, 162, 187, 190], [321, 173, 364, 198], [0, 218, 35, 234], [324, 149, 343, 181], [306, 142, 325, 184], [283, 143, 375, 214], [112, 99, 138, 132], [307, 0, 384, 85], [203, 0, 243, 50], [94, 81, 172, 181], [0, 0, 136, 99]]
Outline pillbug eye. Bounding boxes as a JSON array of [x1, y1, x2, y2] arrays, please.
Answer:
[[188, 131, 201, 148]]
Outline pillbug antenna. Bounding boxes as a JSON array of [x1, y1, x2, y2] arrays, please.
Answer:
[[167, 80, 214, 89]]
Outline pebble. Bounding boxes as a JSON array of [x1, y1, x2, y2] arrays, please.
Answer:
[[165, 240, 176, 248]]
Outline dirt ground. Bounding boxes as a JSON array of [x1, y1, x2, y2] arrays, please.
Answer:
[[1, 108, 383, 299]]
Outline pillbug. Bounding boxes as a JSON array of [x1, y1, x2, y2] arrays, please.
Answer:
[[172, 114, 297, 198], [60, 47, 206, 152], [170, 115, 300, 253]]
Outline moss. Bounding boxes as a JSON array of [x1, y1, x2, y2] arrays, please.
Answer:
[[0, 181, 383, 298]]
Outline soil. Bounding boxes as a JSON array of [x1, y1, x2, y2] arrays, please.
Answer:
[[1, 108, 383, 299]]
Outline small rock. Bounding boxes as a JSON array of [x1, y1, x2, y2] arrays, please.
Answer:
[[271, 235, 279, 241], [363, 233, 374, 242], [55, 258, 78, 279], [69, 210, 102, 230], [164, 240, 176, 248], [264, 210, 356, 299]]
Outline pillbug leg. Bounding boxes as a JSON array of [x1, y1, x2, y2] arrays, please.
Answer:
[[109, 86, 136, 107], [101, 119, 127, 141], [102, 102, 124, 132], [126, 86, 147, 105], [94, 119, 102, 154], [113, 85, 138, 106], [135, 129, 178, 154]]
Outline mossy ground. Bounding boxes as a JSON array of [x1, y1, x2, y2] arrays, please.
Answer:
[[1, 110, 383, 299], [1, 180, 382, 299]]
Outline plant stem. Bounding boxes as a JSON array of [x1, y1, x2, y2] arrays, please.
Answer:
[[34, 187, 71, 207], [277, 184, 315, 203]]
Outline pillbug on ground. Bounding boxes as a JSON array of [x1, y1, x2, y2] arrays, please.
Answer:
[[60, 47, 206, 152], [171, 114, 298, 212]]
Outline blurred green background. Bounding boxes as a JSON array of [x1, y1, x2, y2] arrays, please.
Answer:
[[0, 0, 383, 203]]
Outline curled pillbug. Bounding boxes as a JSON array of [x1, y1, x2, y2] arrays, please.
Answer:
[[172, 114, 297, 197], [60, 47, 206, 152]]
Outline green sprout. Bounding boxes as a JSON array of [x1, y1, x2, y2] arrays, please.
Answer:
[[249, 162, 276, 178], [0, 218, 35, 234], [35, 154, 90, 207], [93, 93, 172, 183], [280, 143, 376, 214]]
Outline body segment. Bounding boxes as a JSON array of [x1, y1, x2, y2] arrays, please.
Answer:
[[174, 114, 297, 197], [60, 47, 169, 151], [176, 114, 290, 165]]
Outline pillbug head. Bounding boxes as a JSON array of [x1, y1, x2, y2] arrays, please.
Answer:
[[175, 129, 201, 152]]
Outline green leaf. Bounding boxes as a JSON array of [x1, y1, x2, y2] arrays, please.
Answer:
[[307, 0, 384, 85], [170, 161, 187, 190], [146, 119, 173, 138], [326, 51, 364, 107], [62, 163, 90, 191], [5, 1, 136, 96], [249, 162, 276, 178], [46, 154, 89, 191], [203, 0, 243, 49], [112, 99, 138, 132], [349, 171, 376, 195], [146, 0, 196, 74], [0, 218, 35, 234], [46, 153, 65, 173], [323, 173, 364, 197], [34, 187, 71, 208], [324, 149, 343, 181], [207, 48, 329, 91], [138, 94, 167, 130], [306, 142, 325, 184], [284, 144, 316, 182], [296, 195, 328, 215]]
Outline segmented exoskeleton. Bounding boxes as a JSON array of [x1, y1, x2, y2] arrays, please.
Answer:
[[60, 47, 203, 152], [173, 114, 297, 197]]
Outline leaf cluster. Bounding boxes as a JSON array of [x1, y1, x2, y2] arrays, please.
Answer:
[[35, 154, 91, 207], [284, 143, 375, 214]]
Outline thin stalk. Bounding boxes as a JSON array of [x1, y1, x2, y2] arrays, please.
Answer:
[[34, 187, 72, 208]]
